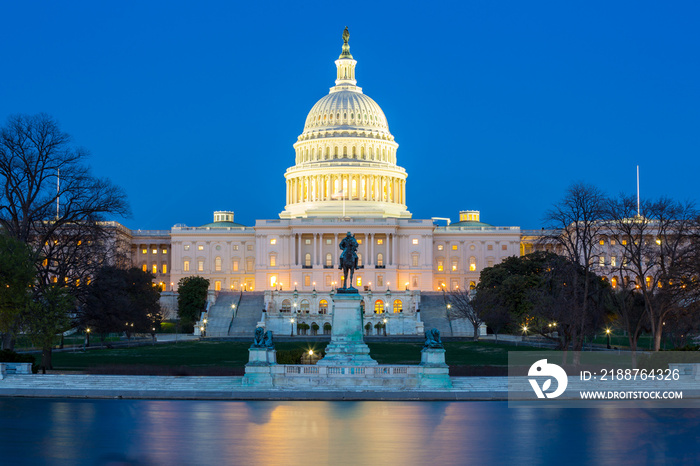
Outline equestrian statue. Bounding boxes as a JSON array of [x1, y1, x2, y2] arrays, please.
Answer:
[[338, 231, 359, 292]]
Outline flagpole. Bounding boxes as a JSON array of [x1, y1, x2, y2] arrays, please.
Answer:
[[636, 165, 640, 216]]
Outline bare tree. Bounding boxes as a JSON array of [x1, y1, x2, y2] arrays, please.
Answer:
[[0, 113, 130, 348], [543, 182, 607, 361], [447, 288, 483, 341], [605, 195, 698, 351]]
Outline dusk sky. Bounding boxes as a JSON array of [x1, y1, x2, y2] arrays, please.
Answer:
[[2, 1, 698, 231]]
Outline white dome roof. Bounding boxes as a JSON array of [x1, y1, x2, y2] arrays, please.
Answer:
[[302, 90, 390, 135]]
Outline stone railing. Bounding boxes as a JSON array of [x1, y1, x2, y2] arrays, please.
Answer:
[[0, 362, 33, 379]]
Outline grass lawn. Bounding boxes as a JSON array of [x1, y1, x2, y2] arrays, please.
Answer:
[[50, 339, 548, 375]]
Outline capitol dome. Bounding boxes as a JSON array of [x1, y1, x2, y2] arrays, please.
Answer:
[[280, 28, 410, 219]]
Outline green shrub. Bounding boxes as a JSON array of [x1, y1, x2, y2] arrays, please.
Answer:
[[159, 322, 177, 334]]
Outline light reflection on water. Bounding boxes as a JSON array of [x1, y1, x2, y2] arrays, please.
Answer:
[[0, 399, 698, 465]]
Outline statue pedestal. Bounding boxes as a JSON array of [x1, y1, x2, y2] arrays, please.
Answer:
[[419, 348, 452, 389], [243, 347, 276, 386], [317, 292, 377, 366]]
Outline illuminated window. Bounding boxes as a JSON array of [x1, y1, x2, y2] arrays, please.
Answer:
[[142, 249, 147, 254], [502, 245, 507, 251], [233, 245, 239, 251], [437, 260, 443, 272], [599, 239, 605, 245], [269, 255, 276, 267], [469, 281, 476, 290], [198, 245, 204, 251], [184, 260, 190, 272], [377, 239, 383, 245], [42, 259, 48, 267], [393, 299, 402, 313], [281, 299, 291, 313], [184, 245, 190, 251], [300, 300, 310, 313], [270, 276, 277, 288], [611, 256, 616, 267], [233, 260, 239, 272], [270, 238, 277, 245], [452, 245, 458, 251], [357, 239, 362, 245], [437, 245, 444, 251], [487, 245, 493, 251], [374, 300, 385, 314], [247, 245, 253, 251], [326, 238, 332, 245], [451, 259, 458, 271], [487, 259, 494, 267], [215, 256, 222, 271], [304, 275, 311, 287], [377, 253, 384, 266], [611, 239, 616, 246], [357, 253, 362, 267], [305, 253, 311, 267], [611, 277, 618, 288], [142, 264, 147, 272], [646, 276, 652, 288], [152, 264, 157, 274], [215, 281, 221, 291], [198, 260, 204, 272], [356, 276, 362, 287], [152, 249, 157, 255], [469, 257, 477, 271], [319, 300, 328, 314], [599, 256, 605, 267], [377, 275, 384, 287], [412, 253, 419, 267], [305, 239, 311, 245], [412, 238, 419, 245], [326, 253, 332, 267], [162, 264, 167, 274], [246, 258, 253, 272], [622, 240, 627, 245]]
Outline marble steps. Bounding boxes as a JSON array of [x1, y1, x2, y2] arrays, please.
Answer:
[[206, 292, 240, 337], [228, 292, 265, 336], [418, 292, 453, 336]]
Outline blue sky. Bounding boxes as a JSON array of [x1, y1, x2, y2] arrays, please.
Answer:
[[2, 1, 698, 230]]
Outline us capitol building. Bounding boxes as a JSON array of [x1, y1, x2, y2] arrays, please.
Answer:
[[116, 30, 535, 336]]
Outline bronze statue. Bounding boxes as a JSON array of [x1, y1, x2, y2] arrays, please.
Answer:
[[338, 231, 358, 291], [263, 330, 274, 349], [252, 327, 265, 348], [342, 26, 349, 44], [424, 328, 444, 349]]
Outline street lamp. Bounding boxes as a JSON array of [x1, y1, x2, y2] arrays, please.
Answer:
[[383, 317, 388, 336], [606, 328, 612, 349], [405, 282, 409, 290], [290, 317, 295, 336]]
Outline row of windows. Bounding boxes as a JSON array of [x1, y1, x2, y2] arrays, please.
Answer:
[[141, 248, 168, 255], [141, 263, 167, 274], [436, 244, 508, 252], [183, 258, 253, 272], [183, 244, 252, 251], [436, 257, 479, 272], [279, 298, 403, 314]]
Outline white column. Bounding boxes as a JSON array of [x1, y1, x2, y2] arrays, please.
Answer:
[[334, 233, 339, 266], [392, 233, 396, 266], [313, 233, 318, 266]]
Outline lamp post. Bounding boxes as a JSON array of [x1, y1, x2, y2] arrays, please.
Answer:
[[383, 317, 388, 336], [606, 328, 612, 349], [290, 317, 295, 336]]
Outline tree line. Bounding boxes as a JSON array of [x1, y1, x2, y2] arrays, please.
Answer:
[[448, 182, 700, 357]]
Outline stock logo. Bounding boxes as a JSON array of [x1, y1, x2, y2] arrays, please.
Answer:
[[528, 359, 568, 399]]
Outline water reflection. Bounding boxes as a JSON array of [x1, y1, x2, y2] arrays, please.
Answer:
[[0, 399, 698, 465]]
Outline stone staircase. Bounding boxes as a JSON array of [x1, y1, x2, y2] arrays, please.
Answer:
[[418, 292, 453, 336], [205, 292, 241, 337], [228, 292, 265, 337]]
